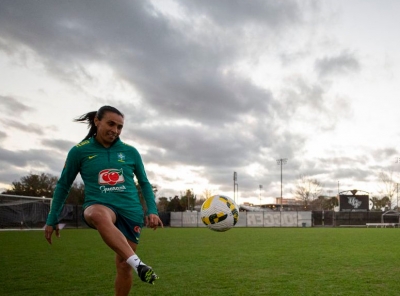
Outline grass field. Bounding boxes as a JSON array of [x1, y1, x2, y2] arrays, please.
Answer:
[[1, 227, 400, 296]]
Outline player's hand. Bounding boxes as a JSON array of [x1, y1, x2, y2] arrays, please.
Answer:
[[146, 214, 164, 230], [44, 224, 60, 245]]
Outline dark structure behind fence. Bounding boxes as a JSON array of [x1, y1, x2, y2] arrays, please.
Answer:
[[313, 211, 400, 226]]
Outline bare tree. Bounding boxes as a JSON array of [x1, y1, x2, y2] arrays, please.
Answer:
[[293, 175, 323, 209], [377, 170, 397, 209], [201, 188, 214, 200]]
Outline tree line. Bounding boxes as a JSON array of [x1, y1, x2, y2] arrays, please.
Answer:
[[1, 173, 205, 213], [1, 172, 394, 212], [292, 174, 394, 211]]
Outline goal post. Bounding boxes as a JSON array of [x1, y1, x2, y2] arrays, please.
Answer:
[[0, 194, 53, 230]]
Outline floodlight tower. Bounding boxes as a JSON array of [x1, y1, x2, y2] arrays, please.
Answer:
[[276, 158, 288, 211], [233, 172, 238, 204], [259, 184, 263, 206], [396, 157, 400, 211]]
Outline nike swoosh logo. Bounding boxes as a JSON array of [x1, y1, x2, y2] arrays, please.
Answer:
[[88, 155, 98, 159]]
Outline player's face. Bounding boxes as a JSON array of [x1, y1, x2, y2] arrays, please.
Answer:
[[94, 111, 124, 147]]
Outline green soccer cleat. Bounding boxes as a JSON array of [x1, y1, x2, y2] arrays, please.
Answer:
[[137, 263, 159, 285]]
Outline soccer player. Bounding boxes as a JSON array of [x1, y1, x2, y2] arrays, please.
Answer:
[[44, 105, 163, 295]]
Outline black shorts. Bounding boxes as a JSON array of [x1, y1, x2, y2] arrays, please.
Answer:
[[83, 204, 143, 244]]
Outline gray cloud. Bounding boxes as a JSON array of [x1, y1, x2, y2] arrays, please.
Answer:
[[0, 119, 44, 135], [0, 130, 6, 141], [315, 51, 361, 77], [0, 147, 62, 170], [0, 1, 293, 126], [371, 148, 398, 164], [178, 0, 306, 28], [0, 96, 44, 138], [0, 96, 34, 113], [41, 139, 76, 153], [0, 147, 65, 191], [0, 0, 393, 200]]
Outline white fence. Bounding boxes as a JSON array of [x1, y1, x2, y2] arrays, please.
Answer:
[[171, 211, 312, 228]]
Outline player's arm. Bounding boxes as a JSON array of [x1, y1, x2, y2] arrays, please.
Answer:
[[45, 147, 80, 244], [133, 151, 163, 230]]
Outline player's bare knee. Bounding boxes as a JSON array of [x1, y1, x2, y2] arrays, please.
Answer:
[[84, 211, 103, 227], [84, 206, 114, 227]]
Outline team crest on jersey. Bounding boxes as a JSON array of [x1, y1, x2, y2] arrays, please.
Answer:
[[98, 168, 125, 185], [117, 152, 126, 162]]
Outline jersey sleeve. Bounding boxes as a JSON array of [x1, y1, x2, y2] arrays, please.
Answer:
[[133, 150, 158, 216], [46, 146, 80, 227]]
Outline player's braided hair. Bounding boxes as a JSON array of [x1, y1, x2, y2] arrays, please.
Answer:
[[74, 105, 124, 141]]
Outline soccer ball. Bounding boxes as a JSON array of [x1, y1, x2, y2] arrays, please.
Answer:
[[200, 195, 239, 232]]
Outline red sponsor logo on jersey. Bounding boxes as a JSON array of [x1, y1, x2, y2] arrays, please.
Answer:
[[133, 226, 141, 234], [98, 168, 125, 185]]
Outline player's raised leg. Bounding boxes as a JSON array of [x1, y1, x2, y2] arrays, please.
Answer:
[[84, 204, 159, 286], [84, 205, 135, 259]]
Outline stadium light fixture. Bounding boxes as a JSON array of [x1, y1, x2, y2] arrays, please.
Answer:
[[233, 172, 237, 204], [276, 158, 288, 211], [396, 157, 400, 211]]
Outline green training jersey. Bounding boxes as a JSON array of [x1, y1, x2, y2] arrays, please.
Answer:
[[46, 137, 157, 227]]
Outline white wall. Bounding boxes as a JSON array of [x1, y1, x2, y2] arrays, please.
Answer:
[[170, 211, 312, 227]]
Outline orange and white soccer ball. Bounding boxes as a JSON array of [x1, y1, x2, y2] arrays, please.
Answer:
[[200, 195, 239, 232]]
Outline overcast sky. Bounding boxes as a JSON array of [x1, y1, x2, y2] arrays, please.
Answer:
[[1, 0, 400, 205]]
